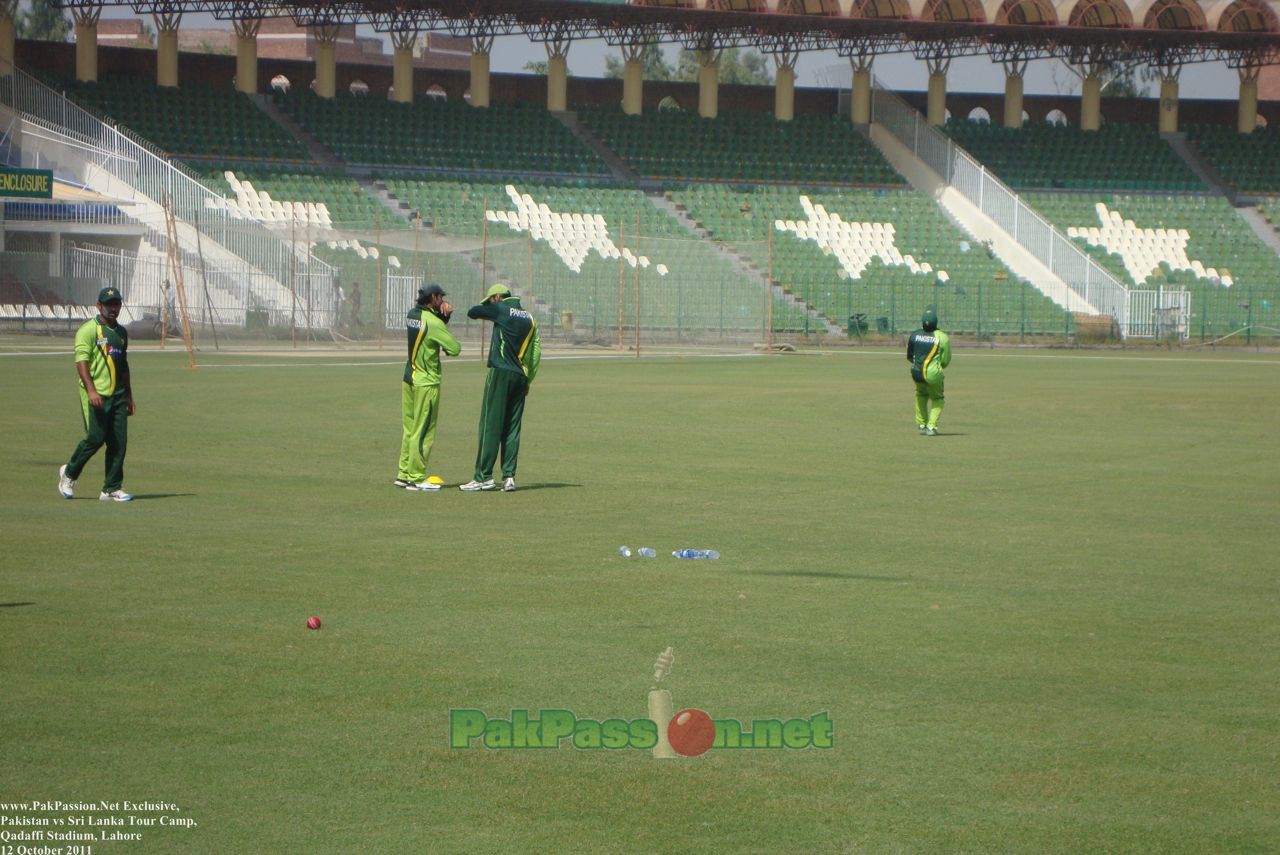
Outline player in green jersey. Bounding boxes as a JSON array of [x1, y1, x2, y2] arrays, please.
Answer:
[[59, 287, 136, 501], [906, 307, 951, 436], [395, 284, 461, 491], [460, 284, 541, 492]]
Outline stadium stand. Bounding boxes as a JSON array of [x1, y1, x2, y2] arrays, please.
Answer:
[[62, 74, 311, 162], [576, 106, 904, 185], [944, 120, 1204, 192], [1185, 124, 1280, 194], [672, 184, 1069, 335], [274, 91, 611, 176], [1027, 192, 1280, 335]]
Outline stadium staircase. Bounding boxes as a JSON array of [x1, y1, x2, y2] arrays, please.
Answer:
[[549, 111, 643, 185], [866, 122, 1095, 314], [248, 95, 343, 169], [650, 191, 841, 335], [1235, 206, 1280, 256], [1162, 132, 1234, 201]]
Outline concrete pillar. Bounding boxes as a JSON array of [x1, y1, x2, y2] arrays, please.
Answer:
[[926, 71, 946, 126], [1238, 70, 1259, 134], [71, 4, 101, 83], [154, 12, 181, 88], [851, 64, 871, 125], [313, 24, 339, 99], [546, 41, 569, 112], [1158, 75, 1179, 134], [1081, 73, 1101, 131], [0, 0, 16, 76], [234, 18, 260, 95], [621, 43, 644, 115], [1003, 67, 1024, 129], [697, 49, 720, 119], [469, 34, 493, 108], [774, 52, 797, 122], [391, 30, 415, 104]]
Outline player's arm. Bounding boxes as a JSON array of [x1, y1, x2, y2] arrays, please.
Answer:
[[523, 327, 541, 386], [73, 325, 102, 408], [75, 359, 102, 408], [431, 317, 462, 358], [939, 332, 952, 368], [467, 301, 495, 321], [906, 334, 915, 362]]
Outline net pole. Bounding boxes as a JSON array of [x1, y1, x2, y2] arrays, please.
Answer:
[[616, 223, 625, 352], [374, 206, 384, 350], [192, 208, 220, 351], [290, 216, 298, 349], [634, 210, 640, 358], [479, 205, 489, 363], [766, 223, 774, 353]]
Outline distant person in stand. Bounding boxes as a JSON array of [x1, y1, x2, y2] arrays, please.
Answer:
[[459, 284, 540, 493], [906, 306, 951, 436], [395, 284, 460, 491], [58, 287, 136, 501]]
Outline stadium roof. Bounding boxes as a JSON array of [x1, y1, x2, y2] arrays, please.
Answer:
[[56, 0, 1280, 67]]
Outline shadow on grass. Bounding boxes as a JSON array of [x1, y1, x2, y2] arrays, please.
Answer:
[[746, 570, 914, 582], [0, 602, 36, 608], [508, 482, 582, 492], [128, 493, 196, 501]]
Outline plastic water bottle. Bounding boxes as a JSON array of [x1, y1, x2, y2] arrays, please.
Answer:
[[619, 546, 633, 558], [637, 547, 657, 558], [672, 549, 720, 560]]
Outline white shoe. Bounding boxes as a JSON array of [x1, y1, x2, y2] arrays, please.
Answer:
[[393, 478, 412, 489], [924, 427, 938, 436], [99, 490, 133, 502], [502, 477, 516, 492], [917, 424, 927, 434], [58, 465, 75, 499], [406, 481, 441, 491], [459, 479, 496, 492]]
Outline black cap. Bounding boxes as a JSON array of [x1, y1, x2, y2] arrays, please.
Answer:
[[98, 287, 123, 304], [921, 307, 938, 332], [417, 283, 446, 303]]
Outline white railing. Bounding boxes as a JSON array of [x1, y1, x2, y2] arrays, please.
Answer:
[[0, 64, 337, 325], [63, 242, 339, 330], [871, 83, 1132, 332]]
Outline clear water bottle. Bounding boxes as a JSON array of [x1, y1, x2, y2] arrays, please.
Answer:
[[637, 547, 657, 558], [619, 546, 633, 558], [672, 549, 720, 560]]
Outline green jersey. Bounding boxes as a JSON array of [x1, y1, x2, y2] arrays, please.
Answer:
[[907, 328, 951, 384], [74, 315, 129, 396], [403, 304, 461, 387], [467, 296, 541, 383]]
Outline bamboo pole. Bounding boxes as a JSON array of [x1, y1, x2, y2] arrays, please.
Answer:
[[616, 223, 625, 352], [634, 210, 640, 358], [766, 222, 774, 353], [479, 205, 489, 363]]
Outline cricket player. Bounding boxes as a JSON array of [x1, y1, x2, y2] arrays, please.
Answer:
[[58, 287, 136, 501], [460, 284, 541, 492], [395, 284, 460, 491], [906, 307, 951, 436]]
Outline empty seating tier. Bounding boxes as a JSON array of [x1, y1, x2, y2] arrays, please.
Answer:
[[945, 121, 1204, 192], [673, 184, 1068, 336], [576, 106, 904, 186], [1027, 192, 1280, 336], [1186, 124, 1280, 194], [275, 92, 611, 176], [63, 74, 310, 162]]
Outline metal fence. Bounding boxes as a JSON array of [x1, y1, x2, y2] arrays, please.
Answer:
[[870, 84, 1146, 334], [0, 64, 337, 325]]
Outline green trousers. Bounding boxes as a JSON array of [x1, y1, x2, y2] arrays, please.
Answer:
[[398, 383, 441, 484], [67, 391, 128, 492], [914, 378, 945, 430], [473, 368, 528, 481]]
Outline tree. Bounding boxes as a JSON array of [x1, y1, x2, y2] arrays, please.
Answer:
[[522, 59, 570, 77], [603, 44, 675, 82], [675, 47, 774, 86], [17, 0, 71, 42]]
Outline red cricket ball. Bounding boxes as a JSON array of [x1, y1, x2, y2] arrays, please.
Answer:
[[667, 708, 716, 757], [306, 616, 321, 630]]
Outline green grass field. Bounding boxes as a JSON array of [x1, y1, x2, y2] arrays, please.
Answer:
[[3, 341, 1279, 853]]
